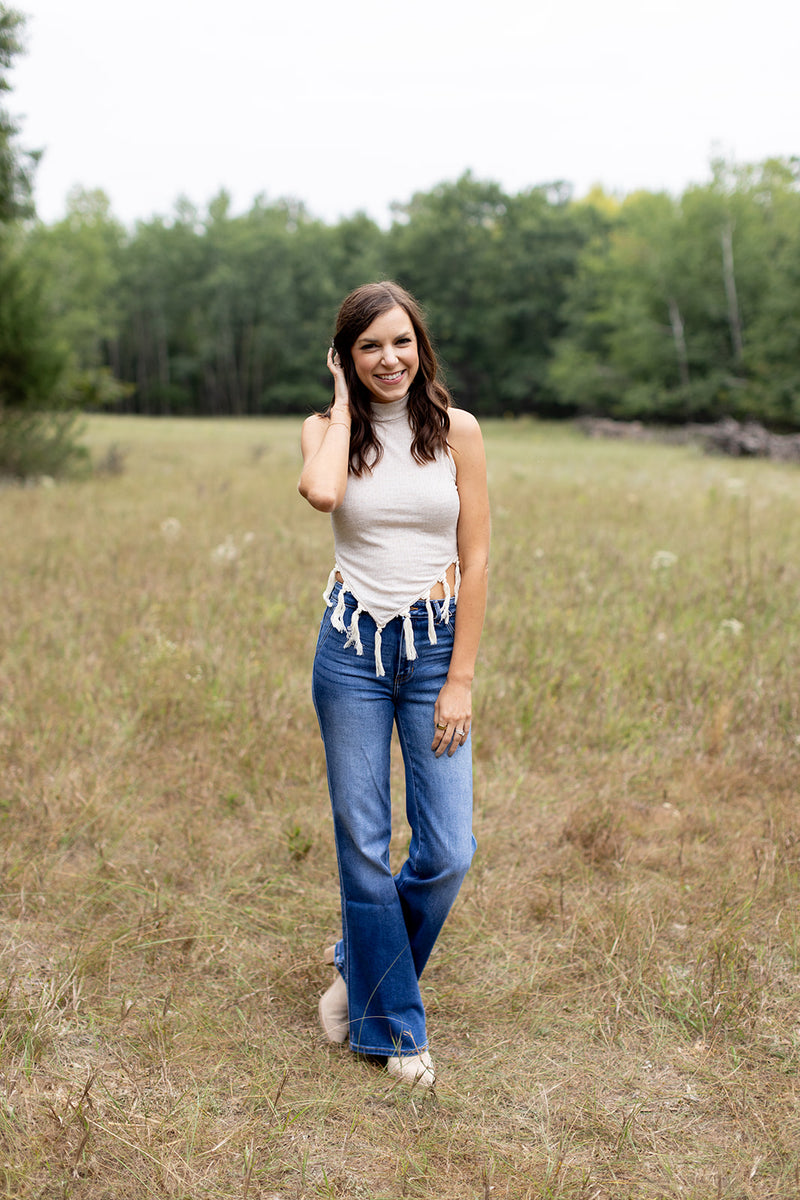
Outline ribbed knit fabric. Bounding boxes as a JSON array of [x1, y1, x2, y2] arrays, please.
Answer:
[[323, 395, 460, 676]]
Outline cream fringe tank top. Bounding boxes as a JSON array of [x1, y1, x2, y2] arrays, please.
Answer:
[[323, 394, 460, 676]]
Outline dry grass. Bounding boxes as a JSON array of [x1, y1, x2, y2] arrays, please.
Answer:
[[1, 415, 799, 1198]]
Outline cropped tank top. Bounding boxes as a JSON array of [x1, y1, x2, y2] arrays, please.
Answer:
[[323, 394, 460, 676]]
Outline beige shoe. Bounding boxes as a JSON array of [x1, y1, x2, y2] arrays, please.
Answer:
[[386, 1050, 435, 1089], [319, 946, 348, 1043]]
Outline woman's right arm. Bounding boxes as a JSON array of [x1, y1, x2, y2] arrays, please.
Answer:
[[298, 349, 351, 512]]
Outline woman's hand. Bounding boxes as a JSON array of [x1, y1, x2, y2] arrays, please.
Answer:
[[432, 679, 471, 757], [327, 346, 349, 408], [327, 344, 343, 376], [297, 346, 352, 512], [429, 408, 489, 756]]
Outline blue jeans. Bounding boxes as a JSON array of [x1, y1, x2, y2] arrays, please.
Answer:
[[312, 583, 476, 1057]]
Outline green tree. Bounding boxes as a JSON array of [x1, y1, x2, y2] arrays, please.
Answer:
[[114, 198, 210, 413], [27, 186, 130, 409], [727, 158, 800, 425], [0, 4, 37, 222], [549, 162, 800, 425], [484, 183, 603, 414], [0, 5, 80, 476]]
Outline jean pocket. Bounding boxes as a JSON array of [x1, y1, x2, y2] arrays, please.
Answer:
[[315, 609, 335, 653]]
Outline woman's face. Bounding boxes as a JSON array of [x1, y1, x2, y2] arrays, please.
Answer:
[[350, 305, 419, 404]]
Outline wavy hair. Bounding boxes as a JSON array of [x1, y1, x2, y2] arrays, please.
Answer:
[[328, 281, 452, 477]]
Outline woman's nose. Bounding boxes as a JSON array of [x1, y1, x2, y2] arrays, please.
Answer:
[[381, 344, 399, 365]]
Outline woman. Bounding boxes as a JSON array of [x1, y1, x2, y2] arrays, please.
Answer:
[[298, 281, 490, 1088]]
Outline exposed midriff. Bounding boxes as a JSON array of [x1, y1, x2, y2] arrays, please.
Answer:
[[335, 560, 457, 602]]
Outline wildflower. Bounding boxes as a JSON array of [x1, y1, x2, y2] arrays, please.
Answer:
[[719, 618, 744, 637], [211, 536, 239, 564], [650, 550, 677, 571], [153, 632, 178, 655], [160, 517, 182, 540]]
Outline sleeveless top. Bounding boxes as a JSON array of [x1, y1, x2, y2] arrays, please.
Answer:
[[323, 394, 460, 676]]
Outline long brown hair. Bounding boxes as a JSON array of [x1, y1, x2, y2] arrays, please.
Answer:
[[328, 281, 452, 476]]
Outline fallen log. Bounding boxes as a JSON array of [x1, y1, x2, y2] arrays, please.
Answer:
[[576, 416, 800, 463]]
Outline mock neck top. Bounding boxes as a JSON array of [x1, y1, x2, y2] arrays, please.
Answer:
[[323, 397, 460, 676], [369, 395, 411, 423]]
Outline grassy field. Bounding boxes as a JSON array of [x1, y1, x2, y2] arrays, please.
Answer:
[[1, 415, 799, 1199]]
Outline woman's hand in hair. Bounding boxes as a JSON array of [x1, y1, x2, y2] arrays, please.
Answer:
[[298, 347, 352, 512], [327, 346, 349, 412]]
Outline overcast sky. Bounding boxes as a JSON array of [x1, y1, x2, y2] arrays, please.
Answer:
[[8, 0, 800, 228]]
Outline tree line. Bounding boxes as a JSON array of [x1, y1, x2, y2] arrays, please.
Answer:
[[23, 157, 800, 429], [3, 7, 800, 478]]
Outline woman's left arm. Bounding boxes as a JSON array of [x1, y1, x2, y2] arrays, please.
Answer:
[[432, 409, 490, 757]]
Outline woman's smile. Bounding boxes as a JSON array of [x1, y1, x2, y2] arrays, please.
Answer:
[[351, 306, 419, 402]]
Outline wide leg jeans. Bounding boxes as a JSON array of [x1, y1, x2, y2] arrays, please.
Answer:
[[312, 584, 476, 1057]]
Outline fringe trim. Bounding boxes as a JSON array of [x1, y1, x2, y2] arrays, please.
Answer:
[[323, 558, 459, 676], [402, 611, 417, 662], [323, 566, 338, 606], [331, 584, 348, 633], [344, 605, 364, 655], [425, 597, 438, 645]]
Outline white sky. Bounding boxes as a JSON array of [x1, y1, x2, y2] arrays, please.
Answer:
[[8, 0, 800, 228]]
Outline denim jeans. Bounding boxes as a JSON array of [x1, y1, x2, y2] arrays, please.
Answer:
[[312, 583, 476, 1057]]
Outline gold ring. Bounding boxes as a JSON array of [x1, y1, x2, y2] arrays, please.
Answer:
[[436, 723, 446, 730]]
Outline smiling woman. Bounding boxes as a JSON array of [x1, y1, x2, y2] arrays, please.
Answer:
[[350, 308, 420, 404], [298, 280, 490, 1090]]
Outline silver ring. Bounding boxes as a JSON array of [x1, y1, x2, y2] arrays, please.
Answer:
[[455, 729, 465, 737]]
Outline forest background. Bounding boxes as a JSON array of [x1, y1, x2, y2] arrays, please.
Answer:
[[2, 7, 800, 480]]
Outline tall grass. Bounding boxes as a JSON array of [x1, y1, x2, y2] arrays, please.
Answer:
[[1, 416, 799, 1198]]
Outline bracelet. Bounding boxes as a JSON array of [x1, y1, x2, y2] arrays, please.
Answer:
[[328, 421, 351, 430]]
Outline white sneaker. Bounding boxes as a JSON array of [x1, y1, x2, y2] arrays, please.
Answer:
[[318, 971, 348, 1044], [386, 1050, 435, 1089]]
